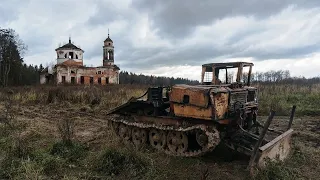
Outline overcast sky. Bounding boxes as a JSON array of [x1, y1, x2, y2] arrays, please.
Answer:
[[1, 0, 320, 80]]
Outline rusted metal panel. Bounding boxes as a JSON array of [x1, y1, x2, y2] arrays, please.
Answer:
[[229, 91, 247, 113], [173, 104, 213, 120], [170, 85, 211, 108], [256, 129, 294, 168], [213, 92, 229, 119]]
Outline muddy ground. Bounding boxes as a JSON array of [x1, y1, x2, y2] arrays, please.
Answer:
[[7, 103, 319, 180]]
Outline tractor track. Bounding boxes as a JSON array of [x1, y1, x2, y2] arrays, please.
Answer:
[[108, 114, 221, 157]]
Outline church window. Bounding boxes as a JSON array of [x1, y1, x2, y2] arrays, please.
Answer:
[[71, 77, 75, 84], [69, 52, 74, 59], [80, 76, 84, 84]]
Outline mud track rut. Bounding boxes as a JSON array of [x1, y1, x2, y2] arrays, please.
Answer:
[[108, 114, 221, 157]]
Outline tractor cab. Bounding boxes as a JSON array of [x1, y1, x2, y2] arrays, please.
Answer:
[[201, 62, 253, 86]]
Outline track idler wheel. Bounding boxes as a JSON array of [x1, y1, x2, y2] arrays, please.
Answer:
[[167, 131, 188, 154], [149, 129, 167, 150], [132, 127, 147, 149], [196, 131, 208, 148]]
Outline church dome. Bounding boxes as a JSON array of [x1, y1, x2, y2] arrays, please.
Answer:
[[55, 38, 83, 51], [104, 35, 113, 43]]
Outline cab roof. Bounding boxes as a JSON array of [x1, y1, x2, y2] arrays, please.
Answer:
[[202, 62, 253, 68]]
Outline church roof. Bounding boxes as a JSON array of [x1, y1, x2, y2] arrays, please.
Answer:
[[55, 38, 83, 51], [104, 32, 113, 43]]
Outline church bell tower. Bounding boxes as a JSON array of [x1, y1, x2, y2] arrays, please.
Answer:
[[103, 29, 114, 66]]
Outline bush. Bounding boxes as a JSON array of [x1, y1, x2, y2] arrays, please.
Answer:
[[94, 148, 149, 178], [31, 149, 66, 175], [0, 156, 21, 179], [50, 141, 88, 163]]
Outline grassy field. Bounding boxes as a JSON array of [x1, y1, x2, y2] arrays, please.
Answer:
[[0, 84, 319, 179]]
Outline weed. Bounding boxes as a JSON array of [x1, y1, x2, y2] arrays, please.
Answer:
[[30, 149, 66, 175], [0, 156, 21, 179], [254, 158, 299, 180], [50, 141, 88, 163], [57, 118, 75, 144], [17, 159, 44, 180], [94, 148, 149, 178]]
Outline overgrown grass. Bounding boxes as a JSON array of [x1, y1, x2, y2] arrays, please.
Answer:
[[0, 85, 147, 114], [2, 83, 320, 116], [0, 83, 319, 179], [93, 148, 150, 178], [255, 83, 320, 116]]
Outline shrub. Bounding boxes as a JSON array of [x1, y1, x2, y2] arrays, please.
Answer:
[[57, 118, 75, 143], [31, 149, 66, 175], [94, 148, 149, 177], [0, 156, 21, 179], [50, 141, 88, 163]]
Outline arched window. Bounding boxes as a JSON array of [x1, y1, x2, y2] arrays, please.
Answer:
[[69, 52, 74, 59], [109, 50, 113, 60], [64, 53, 67, 58], [104, 49, 108, 59]]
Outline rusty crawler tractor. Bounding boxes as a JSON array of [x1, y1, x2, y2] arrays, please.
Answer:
[[107, 62, 296, 167]]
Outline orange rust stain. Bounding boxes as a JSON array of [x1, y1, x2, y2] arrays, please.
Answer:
[[170, 87, 209, 107], [213, 92, 229, 119], [218, 119, 231, 124], [173, 104, 213, 120]]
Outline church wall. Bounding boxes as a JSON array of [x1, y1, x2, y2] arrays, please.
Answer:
[[57, 58, 83, 65], [57, 49, 83, 59], [56, 66, 119, 85]]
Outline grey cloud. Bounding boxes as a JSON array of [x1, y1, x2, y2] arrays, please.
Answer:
[[114, 34, 320, 71], [131, 0, 320, 38], [85, 0, 137, 27], [24, 33, 54, 54], [117, 44, 235, 70], [0, 0, 30, 23], [2, 0, 320, 78], [235, 43, 320, 60]]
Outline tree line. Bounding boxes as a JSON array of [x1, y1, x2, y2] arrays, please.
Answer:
[[119, 71, 199, 86], [245, 70, 320, 85]]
